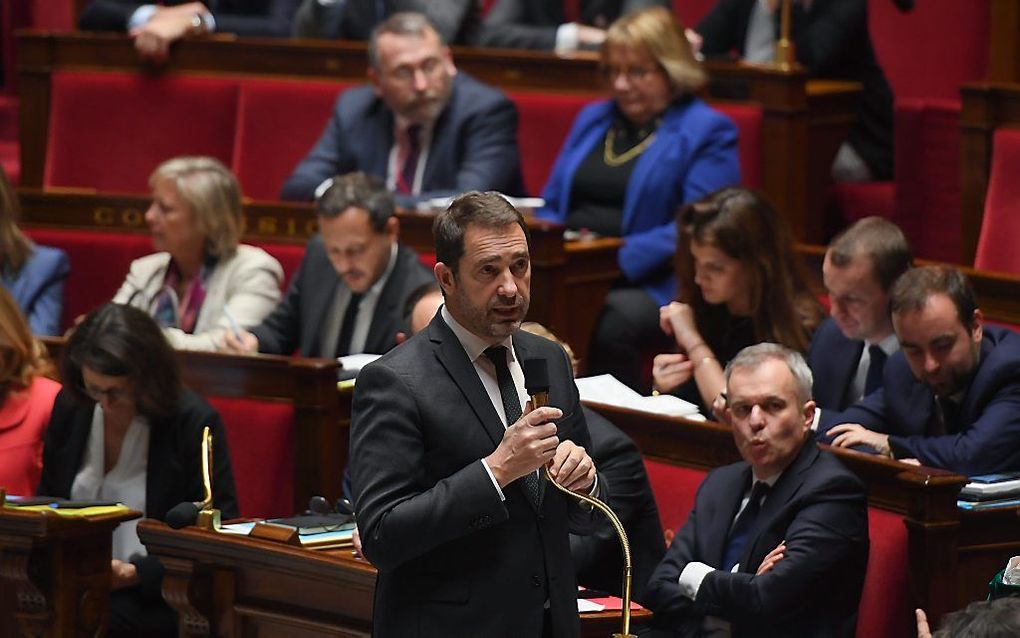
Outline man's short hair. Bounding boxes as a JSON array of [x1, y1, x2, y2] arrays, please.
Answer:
[[889, 266, 979, 330], [935, 597, 1020, 637], [725, 342, 814, 405], [315, 172, 394, 231], [402, 282, 442, 323], [433, 191, 529, 277], [827, 216, 913, 291], [368, 12, 442, 68]]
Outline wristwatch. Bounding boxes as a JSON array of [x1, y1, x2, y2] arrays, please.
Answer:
[[190, 11, 212, 35]]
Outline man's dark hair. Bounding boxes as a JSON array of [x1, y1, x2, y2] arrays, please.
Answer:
[[402, 282, 442, 324], [62, 303, 181, 421], [316, 171, 394, 231], [890, 266, 979, 329], [828, 216, 913, 291], [433, 191, 529, 276], [935, 597, 1020, 637], [367, 12, 442, 68]]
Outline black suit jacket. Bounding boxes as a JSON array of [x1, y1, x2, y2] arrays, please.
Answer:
[[643, 443, 868, 638], [350, 315, 597, 637], [697, 0, 894, 179], [293, 0, 479, 44], [477, 0, 669, 50], [78, 0, 300, 37], [806, 317, 866, 411], [36, 388, 239, 599], [571, 406, 663, 604], [251, 238, 432, 357], [279, 73, 525, 206]]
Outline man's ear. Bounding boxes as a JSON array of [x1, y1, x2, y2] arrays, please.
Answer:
[[971, 308, 984, 344], [435, 262, 454, 294], [802, 400, 817, 432], [384, 215, 399, 241], [368, 66, 383, 97]]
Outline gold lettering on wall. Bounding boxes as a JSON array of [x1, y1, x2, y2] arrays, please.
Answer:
[[91, 207, 145, 228]]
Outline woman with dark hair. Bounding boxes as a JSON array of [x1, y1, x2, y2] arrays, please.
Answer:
[[36, 303, 237, 636], [535, 6, 740, 391], [0, 166, 69, 335], [652, 187, 824, 411], [0, 287, 60, 495]]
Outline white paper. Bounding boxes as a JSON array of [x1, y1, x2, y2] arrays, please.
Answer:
[[577, 598, 605, 613], [576, 374, 703, 419], [338, 353, 382, 373]]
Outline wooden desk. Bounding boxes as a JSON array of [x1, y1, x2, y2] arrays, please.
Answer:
[[0, 504, 142, 638], [581, 401, 1002, 625], [18, 189, 621, 369], [15, 32, 858, 244], [137, 519, 649, 637], [40, 337, 344, 514]]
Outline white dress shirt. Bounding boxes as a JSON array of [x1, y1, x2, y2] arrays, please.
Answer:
[[323, 243, 398, 356]]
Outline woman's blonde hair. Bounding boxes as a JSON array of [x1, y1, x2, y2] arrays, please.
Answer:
[[0, 165, 33, 274], [603, 6, 707, 95], [0, 287, 51, 401], [149, 156, 243, 259]]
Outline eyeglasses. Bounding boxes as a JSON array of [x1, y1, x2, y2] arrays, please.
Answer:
[[384, 56, 445, 84], [81, 382, 131, 405], [601, 65, 661, 83]]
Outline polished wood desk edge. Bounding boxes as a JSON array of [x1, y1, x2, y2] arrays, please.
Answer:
[[0, 505, 142, 535]]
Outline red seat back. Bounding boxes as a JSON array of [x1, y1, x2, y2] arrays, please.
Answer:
[[643, 459, 706, 545], [511, 91, 591, 196], [233, 78, 348, 201], [23, 228, 153, 330], [711, 102, 762, 189], [857, 507, 912, 638], [207, 396, 295, 518], [45, 71, 239, 192], [251, 240, 307, 291], [975, 128, 1020, 274]]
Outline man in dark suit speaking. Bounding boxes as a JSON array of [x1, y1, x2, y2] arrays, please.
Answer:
[[280, 12, 524, 207], [222, 171, 432, 358], [644, 343, 869, 637], [350, 191, 600, 637]]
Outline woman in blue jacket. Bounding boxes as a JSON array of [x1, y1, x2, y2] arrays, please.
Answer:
[[0, 167, 69, 335], [536, 6, 740, 391]]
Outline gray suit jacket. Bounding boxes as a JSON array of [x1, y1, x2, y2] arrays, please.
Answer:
[[251, 238, 432, 357], [292, 0, 479, 44], [350, 316, 597, 637], [478, 0, 668, 50]]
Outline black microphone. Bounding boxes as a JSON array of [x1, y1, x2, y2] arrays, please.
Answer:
[[522, 358, 550, 409], [166, 501, 202, 529]]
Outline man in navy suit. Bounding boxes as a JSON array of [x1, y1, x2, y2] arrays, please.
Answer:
[[280, 12, 524, 207], [807, 217, 912, 411], [643, 343, 869, 637], [824, 266, 1020, 476]]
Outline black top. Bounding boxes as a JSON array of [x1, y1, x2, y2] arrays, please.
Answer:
[[567, 115, 659, 237], [674, 311, 756, 414]]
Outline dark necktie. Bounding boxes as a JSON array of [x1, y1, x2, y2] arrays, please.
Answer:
[[938, 396, 960, 436], [722, 481, 770, 571], [864, 345, 887, 396], [335, 293, 363, 357], [484, 346, 543, 508], [396, 124, 421, 194]]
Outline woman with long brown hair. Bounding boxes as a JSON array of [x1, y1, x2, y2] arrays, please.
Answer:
[[653, 187, 824, 412]]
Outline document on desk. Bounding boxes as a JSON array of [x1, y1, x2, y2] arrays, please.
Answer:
[[576, 374, 704, 420]]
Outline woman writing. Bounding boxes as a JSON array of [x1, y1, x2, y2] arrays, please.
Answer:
[[653, 187, 824, 412], [536, 6, 741, 391], [37, 303, 237, 635], [113, 156, 283, 351]]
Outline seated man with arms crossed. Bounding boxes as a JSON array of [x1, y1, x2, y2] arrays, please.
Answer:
[[823, 266, 1020, 475], [808, 216, 912, 411], [644, 343, 869, 638], [280, 12, 524, 207], [222, 172, 432, 358]]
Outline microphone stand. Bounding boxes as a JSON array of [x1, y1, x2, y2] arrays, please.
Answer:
[[531, 391, 636, 638], [774, 0, 795, 71], [195, 426, 221, 531]]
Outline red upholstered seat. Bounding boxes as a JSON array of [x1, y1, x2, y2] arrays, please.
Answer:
[[23, 228, 152, 330], [233, 78, 348, 201], [251, 240, 307, 291], [711, 102, 762, 189], [858, 507, 912, 638], [643, 459, 705, 545], [892, 99, 962, 263], [510, 92, 591, 196], [975, 128, 1020, 274], [45, 71, 239, 192], [206, 395, 295, 518]]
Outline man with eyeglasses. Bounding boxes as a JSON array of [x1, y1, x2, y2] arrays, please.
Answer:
[[643, 343, 869, 638], [281, 11, 525, 207]]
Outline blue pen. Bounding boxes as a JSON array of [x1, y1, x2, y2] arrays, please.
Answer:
[[223, 308, 243, 340]]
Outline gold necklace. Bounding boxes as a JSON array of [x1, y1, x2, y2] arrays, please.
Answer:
[[603, 127, 656, 167]]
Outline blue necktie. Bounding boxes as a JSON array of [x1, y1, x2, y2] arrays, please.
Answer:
[[864, 345, 887, 396], [722, 481, 770, 571]]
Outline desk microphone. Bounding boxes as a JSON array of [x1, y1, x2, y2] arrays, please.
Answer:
[[166, 426, 221, 530], [520, 356, 637, 638], [166, 501, 203, 529]]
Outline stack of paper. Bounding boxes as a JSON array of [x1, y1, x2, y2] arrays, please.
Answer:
[[575, 374, 703, 420]]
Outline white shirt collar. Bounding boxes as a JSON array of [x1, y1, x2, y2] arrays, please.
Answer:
[[440, 304, 514, 363]]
